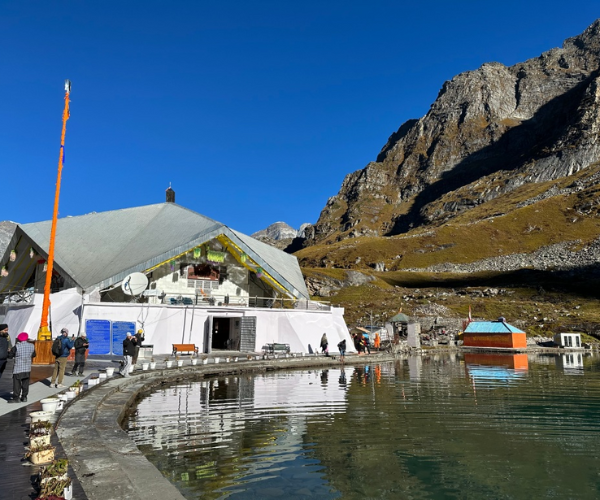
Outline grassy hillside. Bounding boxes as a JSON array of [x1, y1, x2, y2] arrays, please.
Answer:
[[307, 269, 600, 337], [297, 166, 600, 271], [300, 166, 600, 335]]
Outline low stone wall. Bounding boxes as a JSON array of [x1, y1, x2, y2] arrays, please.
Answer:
[[56, 355, 397, 500]]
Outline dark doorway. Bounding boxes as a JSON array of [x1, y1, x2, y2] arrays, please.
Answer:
[[211, 317, 231, 350]]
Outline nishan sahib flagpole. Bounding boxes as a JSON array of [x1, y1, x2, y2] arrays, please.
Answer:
[[38, 80, 71, 341]]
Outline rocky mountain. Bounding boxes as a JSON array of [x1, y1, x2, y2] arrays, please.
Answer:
[[252, 222, 299, 241], [251, 221, 307, 250], [301, 20, 600, 246]]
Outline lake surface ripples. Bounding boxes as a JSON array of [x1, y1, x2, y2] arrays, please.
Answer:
[[125, 352, 600, 499]]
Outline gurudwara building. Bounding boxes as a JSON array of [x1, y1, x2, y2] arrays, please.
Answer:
[[0, 191, 352, 356]]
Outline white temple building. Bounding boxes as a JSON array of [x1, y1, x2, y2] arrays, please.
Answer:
[[0, 190, 351, 355]]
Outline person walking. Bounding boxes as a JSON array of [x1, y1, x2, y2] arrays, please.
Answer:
[[69, 332, 89, 376], [320, 333, 329, 356], [120, 332, 136, 377], [50, 328, 75, 388], [131, 329, 145, 366], [362, 335, 371, 355], [373, 331, 381, 350], [355, 333, 365, 355], [0, 324, 10, 380], [8, 332, 36, 403], [352, 333, 361, 353], [337, 339, 346, 362]]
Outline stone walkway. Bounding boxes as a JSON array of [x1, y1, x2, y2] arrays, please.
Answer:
[[0, 356, 122, 499], [0, 351, 380, 499]]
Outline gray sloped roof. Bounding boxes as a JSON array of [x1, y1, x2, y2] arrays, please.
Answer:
[[0, 221, 17, 258], [389, 312, 410, 323], [18, 203, 309, 298], [231, 229, 307, 299]]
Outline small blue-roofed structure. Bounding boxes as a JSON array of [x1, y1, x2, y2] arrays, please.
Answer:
[[463, 319, 526, 349], [464, 321, 525, 334]]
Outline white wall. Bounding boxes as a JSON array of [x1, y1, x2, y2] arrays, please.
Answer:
[[81, 302, 354, 355], [4, 287, 354, 355], [4, 288, 83, 342]]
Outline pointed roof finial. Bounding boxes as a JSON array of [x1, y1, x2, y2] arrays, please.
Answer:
[[166, 183, 175, 203]]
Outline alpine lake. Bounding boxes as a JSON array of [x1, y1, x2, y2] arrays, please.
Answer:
[[124, 351, 600, 499]]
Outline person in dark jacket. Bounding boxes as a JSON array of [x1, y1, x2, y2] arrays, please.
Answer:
[[68, 332, 89, 376], [0, 324, 10, 380], [131, 329, 145, 366], [8, 332, 36, 403], [337, 339, 346, 362], [320, 333, 329, 356], [120, 332, 136, 377], [50, 328, 75, 388]]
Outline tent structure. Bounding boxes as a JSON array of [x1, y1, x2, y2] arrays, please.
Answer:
[[0, 202, 308, 301], [0, 200, 352, 356]]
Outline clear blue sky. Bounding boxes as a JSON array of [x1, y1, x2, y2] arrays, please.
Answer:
[[1, 1, 597, 235]]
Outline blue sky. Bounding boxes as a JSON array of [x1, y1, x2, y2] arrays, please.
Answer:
[[1, 2, 598, 235]]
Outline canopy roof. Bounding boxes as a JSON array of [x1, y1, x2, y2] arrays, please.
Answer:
[[0, 203, 309, 299], [389, 312, 410, 323], [464, 321, 524, 334]]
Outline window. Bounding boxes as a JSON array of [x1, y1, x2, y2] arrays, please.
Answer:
[[187, 279, 220, 291]]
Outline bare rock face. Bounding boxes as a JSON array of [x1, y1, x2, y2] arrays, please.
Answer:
[[303, 20, 600, 245], [305, 270, 375, 297], [252, 222, 299, 242], [252, 221, 309, 250]]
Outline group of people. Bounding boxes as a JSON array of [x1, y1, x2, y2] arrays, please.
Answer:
[[352, 332, 371, 355], [0, 323, 36, 403], [0, 323, 35, 403], [320, 333, 348, 362], [0, 321, 146, 403], [318, 331, 383, 361], [50, 328, 90, 388], [120, 329, 144, 377], [0, 323, 91, 402]]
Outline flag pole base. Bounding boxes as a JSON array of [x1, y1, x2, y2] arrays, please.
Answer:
[[38, 326, 52, 341]]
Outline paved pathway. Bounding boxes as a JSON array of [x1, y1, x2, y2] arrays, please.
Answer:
[[0, 351, 352, 499], [0, 356, 121, 499]]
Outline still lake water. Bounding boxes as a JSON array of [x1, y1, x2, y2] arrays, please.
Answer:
[[125, 352, 600, 499]]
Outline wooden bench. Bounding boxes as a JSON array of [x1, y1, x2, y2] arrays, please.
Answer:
[[172, 344, 199, 356]]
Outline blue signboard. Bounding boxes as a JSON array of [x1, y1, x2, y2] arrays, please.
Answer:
[[85, 320, 111, 355], [112, 321, 136, 356]]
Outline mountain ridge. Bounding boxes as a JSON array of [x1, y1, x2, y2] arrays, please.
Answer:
[[298, 19, 600, 246]]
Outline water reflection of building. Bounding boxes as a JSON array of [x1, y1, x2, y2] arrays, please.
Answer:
[[129, 369, 352, 453], [556, 353, 584, 375], [465, 353, 528, 382], [408, 356, 422, 381]]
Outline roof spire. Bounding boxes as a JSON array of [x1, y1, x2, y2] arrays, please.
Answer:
[[166, 184, 175, 203]]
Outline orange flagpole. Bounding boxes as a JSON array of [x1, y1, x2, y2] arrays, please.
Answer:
[[38, 80, 71, 340]]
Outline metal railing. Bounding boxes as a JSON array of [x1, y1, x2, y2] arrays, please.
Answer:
[[160, 292, 330, 311], [0, 289, 35, 305]]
